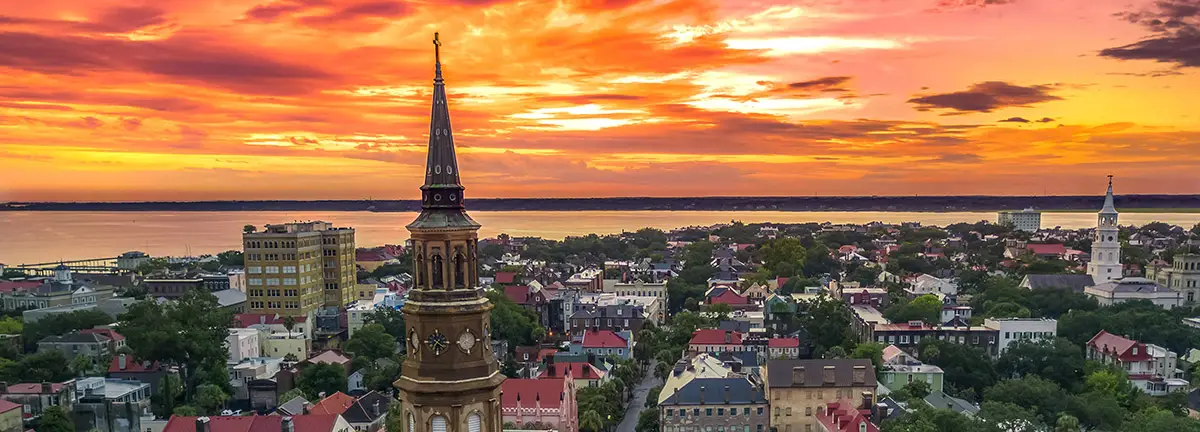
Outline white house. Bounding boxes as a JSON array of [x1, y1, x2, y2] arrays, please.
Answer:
[[227, 328, 260, 363], [1084, 278, 1183, 309], [983, 318, 1057, 353], [907, 274, 958, 297]]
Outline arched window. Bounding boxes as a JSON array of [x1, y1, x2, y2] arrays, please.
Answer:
[[408, 413, 415, 432], [416, 254, 426, 287], [455, 250, 466, 288], [431, 253, 444, 289], [432, 415, 448, 432], [468, 412, 482, 432]]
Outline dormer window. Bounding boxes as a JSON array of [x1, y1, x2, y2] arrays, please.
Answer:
[[859, 422, 867, 432], [1132, 347, 1138, 355]]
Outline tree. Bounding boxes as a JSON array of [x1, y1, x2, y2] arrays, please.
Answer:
[[216, 250, 244, 267], [37, 406, 74, 432], [363, 308, 406, 341], [279, 388, 307, 404], [760, 237, 807, 277], [918, 339, 997, 397], [1055, 414, 1081, 432], [70, 354, 93, 376], [296, 362, 347, 399], [152, 375, 184, 418], [485, 291, 544, 345], [823, 346, 847, 359], [884, 294, 943, 325], [635, 409, 660, 432], [796, 293, 854, 353], [196, 383, 230, 414], [346, 324, 397, 362], [707, 303, 733, 321], [173, 405, 199, 416], [901, 380, 931, 399], [580, 410, 604, 432], [282, 315, 297, 338], [851, 342, 885, 374], [1120, 408, 1200, 432], [243, 224, 257, 233], [979, 401, 1047, 432], [119, 290, 233, 400], [983, 376, 1069, 425], [996, 338, 1085, 391], [0, 317, 22, 334], [646, 386, 662, 408], [23, 309, 113, 351]]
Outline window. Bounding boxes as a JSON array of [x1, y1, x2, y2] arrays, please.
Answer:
[[706, 409, 713, 416], [249, 278, 263, 286], [431, 416, 447, 432], [266, 266, 279, 274], [284, 266, 297, 274], [757, 407, 764, 415], [718, 409, 724, 416], [680, 409, 686, 417], [248, 266, 262, 274], [468, 412, 481, 432], [743, 408, 750, 415], [267, 278, 281, 286]]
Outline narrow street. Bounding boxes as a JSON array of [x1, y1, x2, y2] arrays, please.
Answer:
[[616, 366, 663, 432]]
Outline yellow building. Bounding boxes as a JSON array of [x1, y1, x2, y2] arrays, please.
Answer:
[[0, 399, 20, 432], [243, 221, 357, 317], [262, 332, 310, 360], [764, 359, 877, 432]]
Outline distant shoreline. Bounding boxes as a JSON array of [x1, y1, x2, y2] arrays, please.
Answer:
[[3, 195, 1199, 213]]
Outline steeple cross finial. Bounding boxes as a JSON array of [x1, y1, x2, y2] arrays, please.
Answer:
[[433, 32, 442, 64], [1107, 174, 1113, 187]]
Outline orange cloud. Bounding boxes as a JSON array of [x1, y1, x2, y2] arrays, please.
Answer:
[[0, 0, 1197, 202]]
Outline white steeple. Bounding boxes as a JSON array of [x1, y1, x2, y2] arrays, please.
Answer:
[[1088, 175, 1122, 283]]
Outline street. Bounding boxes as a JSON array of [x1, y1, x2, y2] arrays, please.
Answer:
[[615, 366, 663, 432]]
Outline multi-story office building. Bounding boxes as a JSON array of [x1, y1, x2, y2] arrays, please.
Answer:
[[997, 208, 1041, 232], [242, 221, 356, 317], [1148, 254, 1200, 303]]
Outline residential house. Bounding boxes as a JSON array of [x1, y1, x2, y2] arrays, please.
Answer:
[[706, 287, 751, 310], [984, 318, 1057, 353], [505, 284, 553, 329], [1086, 330, 1189, 396], [501, 378, 578, 432], [689, 330, 748, 354], [74, 377, 152, 431], [814, 398, 880, 432], [939, 306, 972, 326], [659, 377, 769, 432], [564, 268, 604, 293], [728, 310, 765, 331], [839, 288, 890, 310], [537, 361, 606, 388], [848, 306, 888, 345], [878, 345, 944, 394], [228, 328, 262, 363], [1018, 274, 1096, 293], [718, 352, 764, 376], [659, 354, 737, 407], [575, 330, 633, 360], [1084, 277, 1183, 309], [163, 414, 353, 432], [871, 321, 998, 358], [0, 380, 75, 419], [0, 400, 20, 432], [905, 275, 958, 299], [235, 313, 312, 340], [311, 391, 390, 431], [742, 284, 770, 302], [0, 266, 114, 311], [768, 338, 801, 360], [569, 304, 646, 337], [764, 359, 877, 432], [37, 331, 114, 361], [107, 354, 170, 396]]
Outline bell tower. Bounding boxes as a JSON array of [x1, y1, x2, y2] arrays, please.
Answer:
[[395, 33, 505, 432], [1088, 175, 1123, 283]]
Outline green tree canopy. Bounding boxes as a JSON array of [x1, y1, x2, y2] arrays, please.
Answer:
[[345, 324, 397, 362], [118, 290, 233, 398], [37, 405, 74, 432], [296, 362, 347, 400], [996, 338, 1086, 392]]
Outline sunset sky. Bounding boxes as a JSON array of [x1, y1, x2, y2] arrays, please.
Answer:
[[0, 0, 1198, 201]]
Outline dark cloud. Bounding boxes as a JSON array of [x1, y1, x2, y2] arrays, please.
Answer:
[[244, 0, 329, 21], [1100, 0, 1200, 68], [787, 76, 852, 92], [121, 118, 143, 131], [1037, 117, 1054, 123], [0, 32, 335, 95], [999, 116, 1030, 123], [907, 81, 1062, 113], [0, 5, 171, 34], [73, 116, 104, 129], [245, 0, 411, 29], [933, 0, 1014, 10], [0, 101, 74, 111], [934, 153, 982, 163]]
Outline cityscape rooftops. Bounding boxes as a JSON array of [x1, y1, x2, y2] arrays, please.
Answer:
[[690, 329, 744, 345], [501, 378, 566, 409], [659, 377, 766, 406], [581, 330, 628, 349]]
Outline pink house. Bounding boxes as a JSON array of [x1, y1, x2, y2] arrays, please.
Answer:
[[501, 378, 577, 432], [815, 399, 879, 432]]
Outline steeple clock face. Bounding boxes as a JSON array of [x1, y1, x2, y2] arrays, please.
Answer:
[[458, 329, 478, 353], [409, 329, 420, 351], [426, 329, 449, 356]]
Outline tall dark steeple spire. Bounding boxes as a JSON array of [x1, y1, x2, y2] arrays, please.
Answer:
[[421, 31, 465, 210]]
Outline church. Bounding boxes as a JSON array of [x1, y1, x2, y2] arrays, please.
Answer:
[[393, 34, 506, 432]]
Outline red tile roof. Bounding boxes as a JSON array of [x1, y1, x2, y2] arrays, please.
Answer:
[[502, 378, 566, 409], [310, 392, 355, 415], [3, 383, 64, 394], [815, 400, 879, 432], [0, 281, 41, 293], [581, 330, 627, 349], [235, 313, 307, 327], [108, 355, 161, 373], [1025, 243, 1067, 256], [80, 328, 124, 342], [495, 272, 517, 284], [0, 400, 21, 414], [355, 250, 391, 262], [776, 277, 789, 288], [307, 350, 352, 365], [838, 245, 858, 254], [162, 414, 342, 432], [1088, 330, 1151, 362], [689, 329, 743, 345], [768, 338, 799, 348], [537, 362, 603, 380], [709, 290, 749, 306], [504, 286, 531, 304]]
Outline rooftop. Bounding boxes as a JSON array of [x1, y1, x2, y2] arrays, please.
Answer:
[[659, 377, 766, 406], [765, 359, 876, 389], [502, 378, 567, 409]]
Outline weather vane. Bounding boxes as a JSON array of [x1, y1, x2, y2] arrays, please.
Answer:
[[433, 32, 441, 64], [1107, 174, 1113, 186]]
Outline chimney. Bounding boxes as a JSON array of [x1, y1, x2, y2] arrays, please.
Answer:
[[281, 417, 295, 432], [373, 400, 382, 417], [791, 367, 805, 385], [587, 353, 596, 365], [119, 354, 127, 370], [699, 386, 705, 404], [852, 365, 866, 385], [41, 382, 52, 394], [302, 402, 312, 415], [318, 391, 327, 399], [583, 365, 591, 377], [724, 385, 730, 403], [548, 364, 556, 377], [195, 417, 211, 432], [879, 404, 889, 419], [823, 366, 835, 385], [860, 392, 873, 410]]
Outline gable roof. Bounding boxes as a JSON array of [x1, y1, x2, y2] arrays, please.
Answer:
[[276, 395, 311, 416], [502, 378, 566, 409], [659, 377, 766, 406], [1087, 330, 1151, 361], [504, 286, 531, 304], [1025, 243, 1067, 256], [689, 329, 743, 345], [0, 400, 20, 414], [768, 338, 799, 348], [79, 328, 125, 342], [765, 359, 876, 389], [582, 330, 628, 349], [718, 320, 751, 333], [342, 392, 390, 423], [1089, 277, 1172, 294], [1022, 274, 1095, 292], [307, 350, 352, 365], [816, 400, 880, 432], [537, 362, 604, 380], [39, 331, 111, 344], [4, 382, 64, 394], [310, 392, 356, 415], [495, 272, 517, 284], [108, 355, 161, 373], [709, 290, 749, 305]]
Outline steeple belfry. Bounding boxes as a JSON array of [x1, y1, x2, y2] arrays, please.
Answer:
[[1089, 175, 1122, 283], [396, 33, 504, 432]]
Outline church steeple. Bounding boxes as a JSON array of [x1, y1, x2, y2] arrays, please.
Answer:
[[1100, 175, 1117, 215], [421, 32, 465, 210]]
